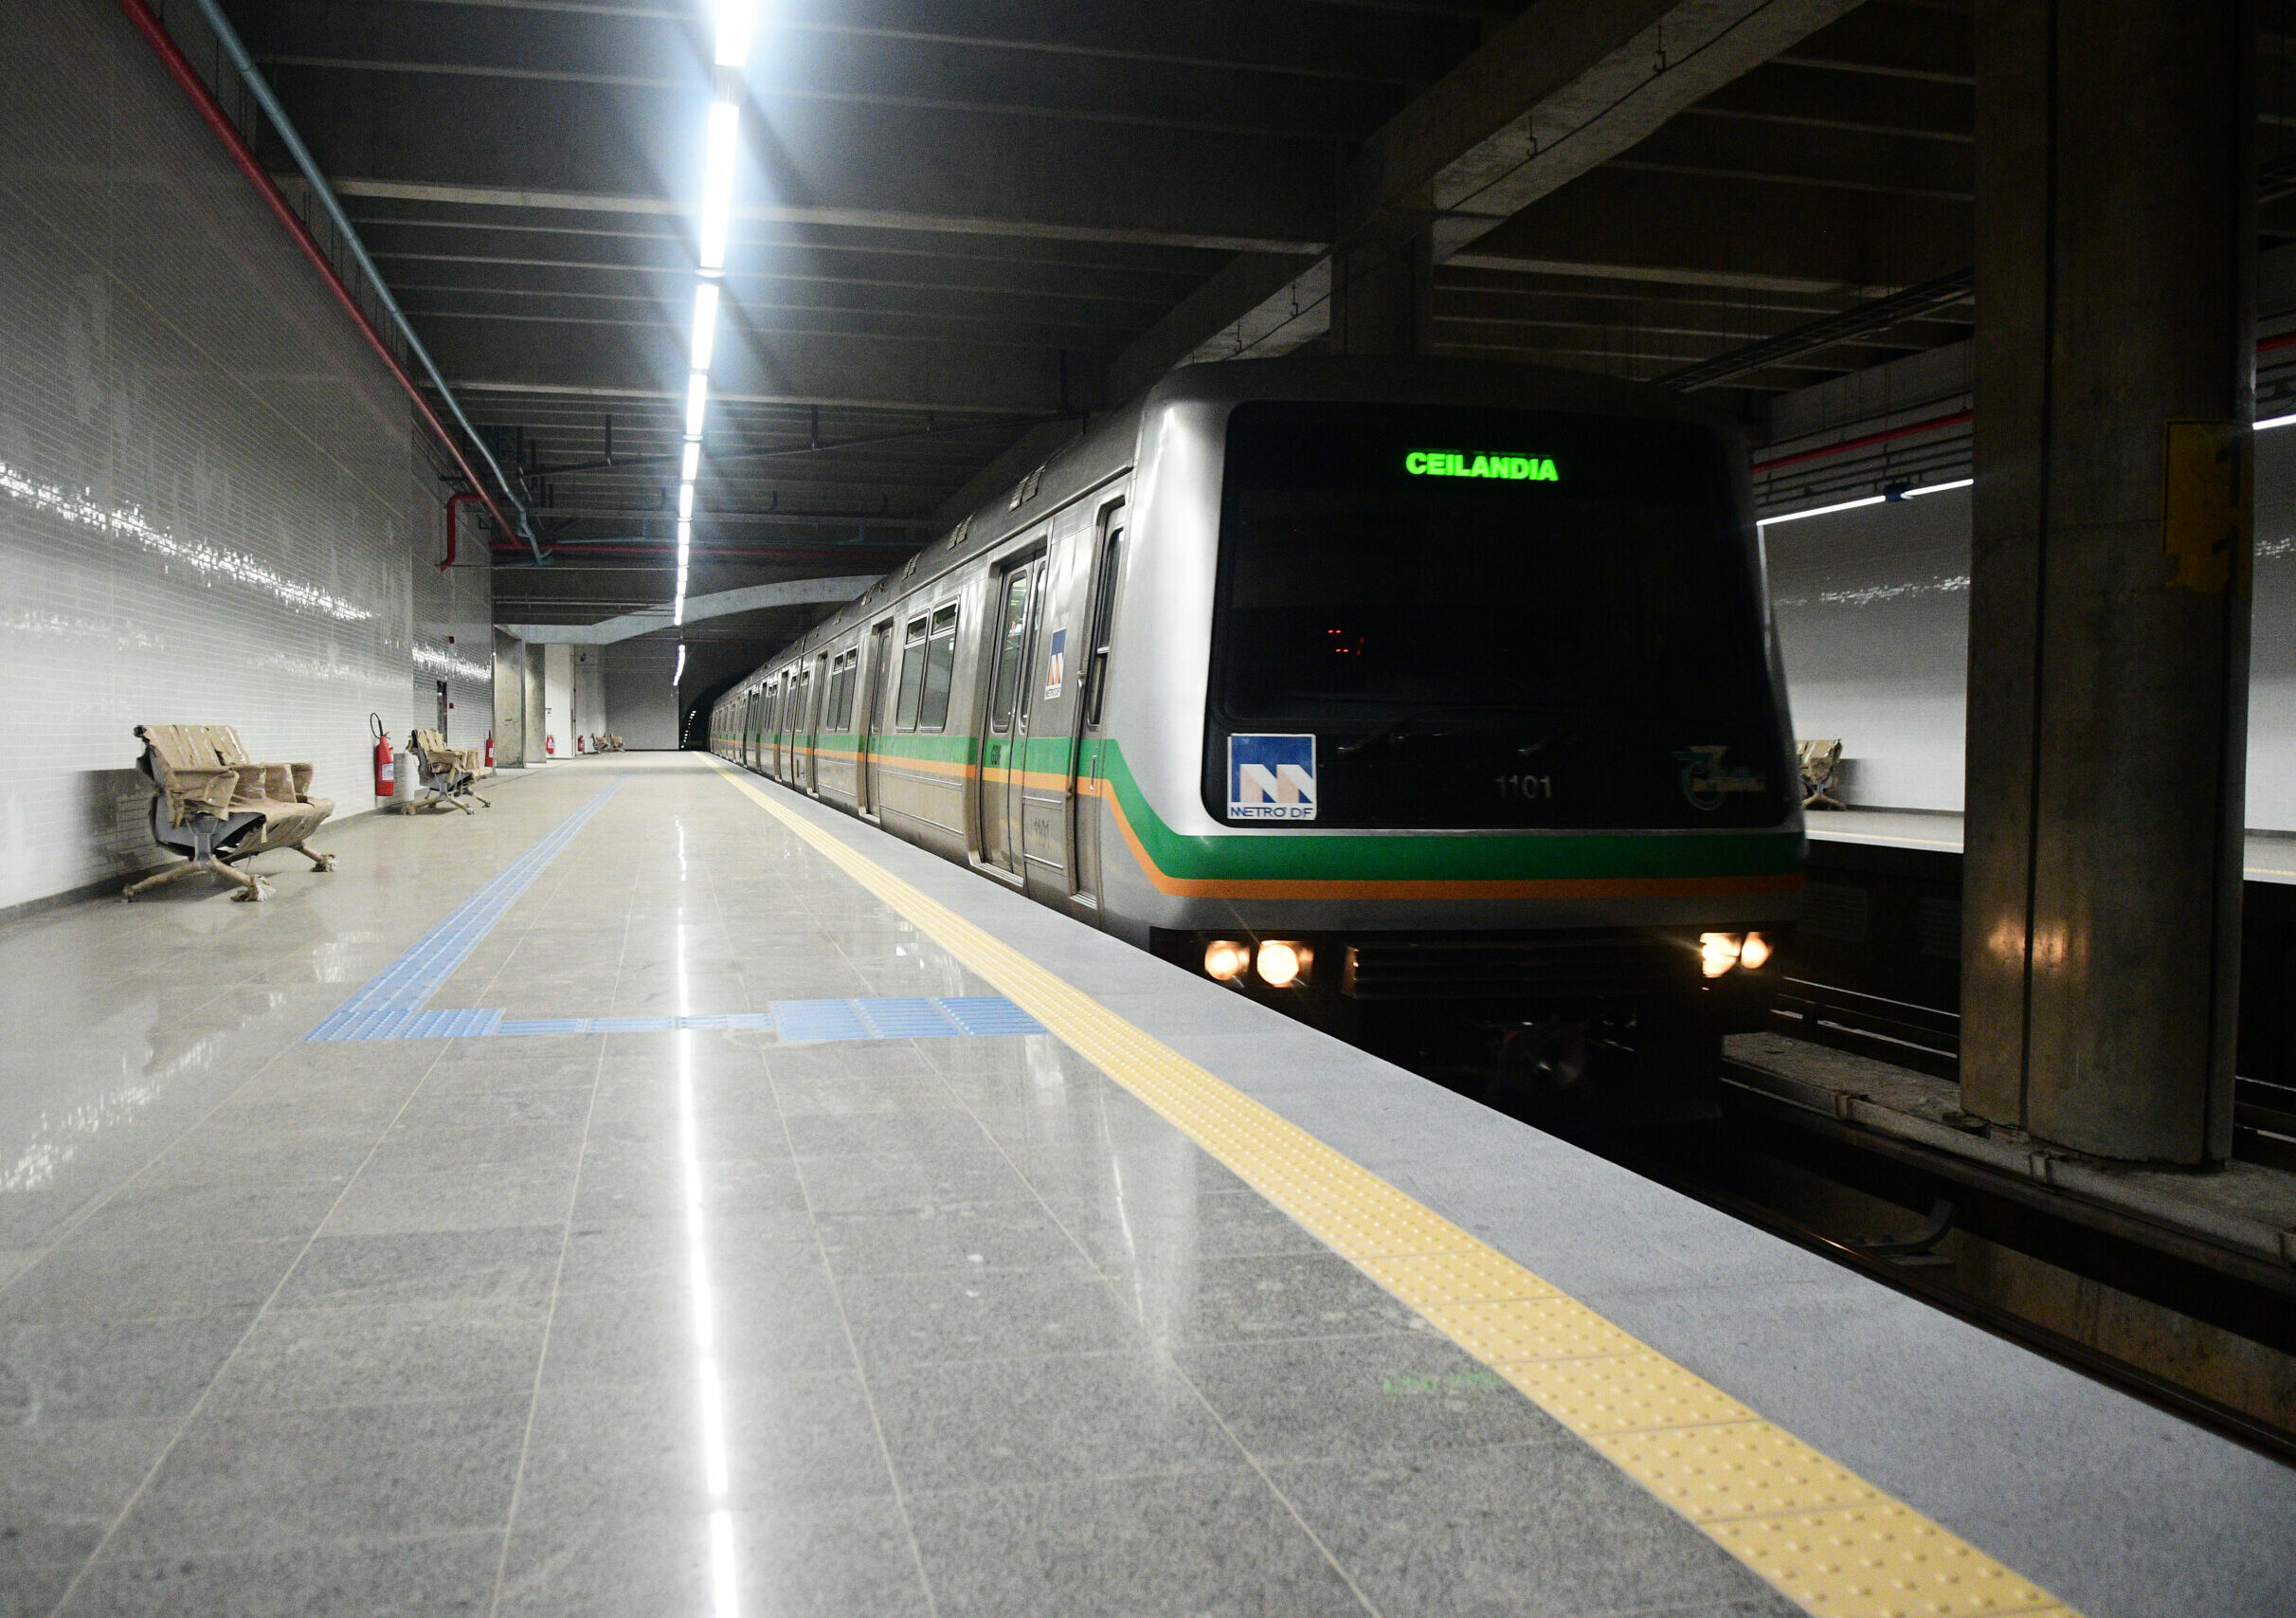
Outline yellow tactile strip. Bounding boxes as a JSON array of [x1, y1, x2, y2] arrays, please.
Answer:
[[711, 760, 2079, 1618]]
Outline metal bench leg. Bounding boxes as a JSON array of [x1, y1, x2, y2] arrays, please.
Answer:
[[122, 861, 203, 900], [213, 857, 270, 901]]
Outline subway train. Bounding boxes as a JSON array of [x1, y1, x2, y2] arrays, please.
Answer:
[[711, 357, 1802, 1108]]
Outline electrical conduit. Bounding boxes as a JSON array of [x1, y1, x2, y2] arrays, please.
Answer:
[[117, 0, 544, 563]]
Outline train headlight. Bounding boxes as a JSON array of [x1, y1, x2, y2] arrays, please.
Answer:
[[1256, 940, 1309, 988], [1203, 939, 1251, 982], [1740, 931, 1773, 971], [1699, 932, 1743, 977]]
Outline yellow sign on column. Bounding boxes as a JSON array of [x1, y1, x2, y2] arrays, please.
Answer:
[[2161, 419, 2251, 594]]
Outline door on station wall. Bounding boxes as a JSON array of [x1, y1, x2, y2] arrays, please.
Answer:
[[979, 549, 1046, 878], [859, 620, 893, 817], [1070, 507, 1124, 902], [435, 679, 450, 738]]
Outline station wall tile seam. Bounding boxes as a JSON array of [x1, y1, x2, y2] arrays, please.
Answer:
[[705, 755, 2079, 1618]]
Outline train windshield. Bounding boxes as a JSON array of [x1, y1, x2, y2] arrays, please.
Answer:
[[1207, 400, 1786, 829]]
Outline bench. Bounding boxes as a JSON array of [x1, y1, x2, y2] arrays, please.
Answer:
[[122, 725, 335, 902], [1797, 738, 1846, 809], [408, 728, 492, 813]]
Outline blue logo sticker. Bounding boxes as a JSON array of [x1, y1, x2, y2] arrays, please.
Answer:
[[1228, 734, 1317, 821]]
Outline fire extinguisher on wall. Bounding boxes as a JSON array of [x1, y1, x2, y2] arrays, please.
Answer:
[[576, 734, 588, 754], [371, 713, 394, 799], [545, 734, 555, 756], [484, 735, 495, 770]]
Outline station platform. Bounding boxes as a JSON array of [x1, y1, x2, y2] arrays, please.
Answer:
[[2, 755, 2290, 1618], [1807, 808, 2296, 886]]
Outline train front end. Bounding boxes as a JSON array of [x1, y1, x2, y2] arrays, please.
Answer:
[[1096, 359, 1802, 1112]]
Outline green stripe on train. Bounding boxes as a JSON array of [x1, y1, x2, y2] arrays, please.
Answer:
[[787, 730, 1800, 882]]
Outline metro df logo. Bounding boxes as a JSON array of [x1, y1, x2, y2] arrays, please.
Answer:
[[1228, 734, 1317, 821]]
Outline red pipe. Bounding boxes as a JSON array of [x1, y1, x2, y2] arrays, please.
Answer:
[[1761, 329, 2296, 475], [1753, 409, 1973, 475], [118, 0, 528, 554]]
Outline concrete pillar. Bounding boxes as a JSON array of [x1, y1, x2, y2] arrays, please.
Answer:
[[1962, 0, 2253, 1162], [1329, 229, 1433, 356]]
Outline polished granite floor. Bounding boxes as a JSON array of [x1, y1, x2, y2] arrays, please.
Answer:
[[0, 756, 1810, 1618]]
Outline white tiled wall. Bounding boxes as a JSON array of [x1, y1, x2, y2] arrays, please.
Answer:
[[601, 640, 679, 750], [0, 1, 491, 910], [1768, 434, 2296, 830]]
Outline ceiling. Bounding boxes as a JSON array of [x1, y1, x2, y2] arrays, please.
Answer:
[[208, 0, 2286, 683]]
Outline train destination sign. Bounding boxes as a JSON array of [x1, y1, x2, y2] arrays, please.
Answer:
[[1402, 450, 1560, 482]]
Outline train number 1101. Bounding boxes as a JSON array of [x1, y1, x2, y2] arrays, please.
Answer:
[[1496, 773, 1554, 801]]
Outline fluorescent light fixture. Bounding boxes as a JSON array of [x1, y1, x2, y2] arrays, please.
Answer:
[[678, 482, 696, 521], [681, 441, 701, 482], [714, 0, 755, 68], [691, 282, 720, 371], [698, 100, 740, 271], [685, 371, 709, 439], [674, 644, 687, 685], [1903, 478, 1975, 498], [1757, 494, 1887, 529], [2260, 411, 2296, 432], [674, 591, 686, 627]]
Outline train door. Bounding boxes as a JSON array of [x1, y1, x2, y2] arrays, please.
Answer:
[[768, 677, 787, 779], [978, 547, 1046, 878], [803, 655, 826, 793], [858, 619, 893, 819], [1069, 505, 1124, 901], [737, 688, 753, 769]]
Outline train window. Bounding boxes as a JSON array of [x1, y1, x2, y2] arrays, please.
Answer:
[[919, 605, 960, 731], [1083, 518, 1122, 729], [986, 570, 1031, 732], [830, 649, 859, 730], [894, 617, 929, 730], [1207, 400, 1784, 829]]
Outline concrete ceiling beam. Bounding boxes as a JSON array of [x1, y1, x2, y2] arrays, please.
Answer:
[[1112, 0, 1867, 388], [501, 573, 882, 645], [429, 320, 1081, 415], [1457, 166, 1972, 298], [266, 69, 1338, 253]]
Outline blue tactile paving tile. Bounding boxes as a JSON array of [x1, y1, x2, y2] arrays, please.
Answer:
[[305, 777, 625, 1042], [497, 1018, 585, 1036], [938, 996, 1049, 1036], [854, 997, 962, 1037], [400, 1008, 504, 1039], [769, 999, 875, 1043]]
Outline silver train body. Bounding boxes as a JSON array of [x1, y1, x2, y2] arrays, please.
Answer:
[[712, 357, 1803, 1052]]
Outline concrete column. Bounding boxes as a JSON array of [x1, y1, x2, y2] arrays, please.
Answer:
[[1329, 229, 1433, 356], [1962, 0, 2253, 1162]]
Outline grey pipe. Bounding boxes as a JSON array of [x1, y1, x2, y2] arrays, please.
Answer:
[[187, 0, 546, 563]]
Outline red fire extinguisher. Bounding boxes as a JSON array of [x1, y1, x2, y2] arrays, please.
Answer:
[[371, 714, 394, 798], [545, 733, 555, 756], [483, 735, 495, 769], [576, 734, 588, 754]]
